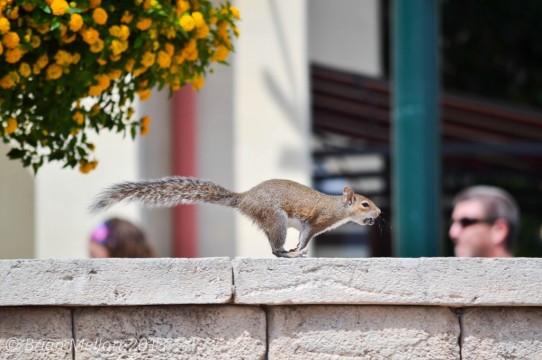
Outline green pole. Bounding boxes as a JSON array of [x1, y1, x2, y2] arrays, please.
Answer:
[[392, 0, 440, 257]]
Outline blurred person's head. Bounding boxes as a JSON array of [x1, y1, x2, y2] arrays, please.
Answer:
[[89, 217, 155, 258], [449, 185, 519, 258]]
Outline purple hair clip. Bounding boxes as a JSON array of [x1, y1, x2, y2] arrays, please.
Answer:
[[91, 223, 109, 244]]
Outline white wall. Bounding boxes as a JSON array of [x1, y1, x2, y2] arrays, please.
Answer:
[[0, 142, 34, 259], [309, 0, 381, 76]]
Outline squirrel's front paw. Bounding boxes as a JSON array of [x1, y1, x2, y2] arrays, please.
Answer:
[[287, 248, 308, 258]]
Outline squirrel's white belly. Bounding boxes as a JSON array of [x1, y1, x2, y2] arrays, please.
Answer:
[[287, 216, 304, 231]]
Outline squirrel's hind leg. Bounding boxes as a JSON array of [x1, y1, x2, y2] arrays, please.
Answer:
[[260, 212, 290, 258]]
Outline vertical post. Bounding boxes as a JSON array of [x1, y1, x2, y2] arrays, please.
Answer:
[[171, 86, 198, 258], [392, 0, 440, 257]]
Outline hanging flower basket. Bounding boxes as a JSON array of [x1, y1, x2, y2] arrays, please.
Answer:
[[0, 0, 239, 173]]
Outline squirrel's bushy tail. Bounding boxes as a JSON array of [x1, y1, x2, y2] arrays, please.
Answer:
[[89, 176, 239, 213]]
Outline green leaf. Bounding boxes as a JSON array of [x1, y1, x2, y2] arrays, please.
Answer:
[[6, 148, 24, 160]]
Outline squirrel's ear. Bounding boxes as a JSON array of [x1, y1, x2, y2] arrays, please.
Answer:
[[343, 187, 355, 206]]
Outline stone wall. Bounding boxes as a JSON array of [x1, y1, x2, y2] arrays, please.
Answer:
[[1, 258, 542, 359]]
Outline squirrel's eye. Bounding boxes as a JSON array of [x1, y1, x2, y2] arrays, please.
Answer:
[[361, 201, 370, 208]]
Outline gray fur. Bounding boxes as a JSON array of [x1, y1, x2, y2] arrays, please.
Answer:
[[89, 176, 239, 213]]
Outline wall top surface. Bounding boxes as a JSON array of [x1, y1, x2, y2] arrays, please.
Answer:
[[1, 257, 540, 306]]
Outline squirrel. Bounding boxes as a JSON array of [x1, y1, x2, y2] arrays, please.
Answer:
[[90, 177, 381, 258]]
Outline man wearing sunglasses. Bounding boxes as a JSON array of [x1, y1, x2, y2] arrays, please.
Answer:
[[449, 185, 519, 257]]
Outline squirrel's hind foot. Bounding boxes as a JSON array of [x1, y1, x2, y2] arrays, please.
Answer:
[[273, 248, 308, 258]]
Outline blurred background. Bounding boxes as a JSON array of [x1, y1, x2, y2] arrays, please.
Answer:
[[1, 0, 541, 259]]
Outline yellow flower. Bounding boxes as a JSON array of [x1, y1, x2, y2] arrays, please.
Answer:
[[0, 17, 10, 34], [5, 48, 22, 64], [140, 116, 150, 136], [179, 14, 195, 31], [164, 27, 176, 39], [72, 111, 84, 125], [88, 85, 102, 96], [46, 64, 63, 80], [119, 25, 130, 40], [50, 0, 69, 15], [108, 69, 122, 79], [133, 67, 147, 77], [92, 7, 108, 25], [121, 11, 133, 24], [174, 52, 185, 65], [3, 31, 19, 49], [79, 160, 98, 174], [96, 74, 110, 90], [89, 38, 104, 53], [141, 116, 150, 127], [21, 4, 36, 12], [192, 12, 205, 27], [230, 6, 240, 20], [109, 25, 130, 42], [164, 43, 174, 56], [72, 53, 81, 63], [89, 0, 101, 8], [125, 58, 135, 72], [156, 50, 171, 68], [136, 18, 152, 31], [55, 50, 72, 65], [69, 13, 83, 32], [176, 0, 190, 15], [0, 42, 3, 56], [137, 88, 151, 101], [0, 74, 15, 89], [195, 24, 209, 39], [88, 74, 111, 96], [30, 35, 41, 48], [96, 57, 107, 65], [37, 54, 49, 69], [81, 28, 100, 45], [143, 0, 158, 11], [61, 33, 76, 44], [4, 117, 17, 134], [109, 39, 124, 55], [6, 6, 19, 20], [140, 51, 155, 68], [19, 62, 31, 78], [182, 40, 198, 61], [212, 45, 229, 62], [192, 74, 204, 90]]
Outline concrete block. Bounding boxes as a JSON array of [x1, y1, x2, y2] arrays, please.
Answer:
[[232, 257, 542, 306], [268, 305, 460, 359], [0, 258, 232, 305], [0, 307, 72, 360], [462, 307, 542, 359], [73, 305, 266, 359]]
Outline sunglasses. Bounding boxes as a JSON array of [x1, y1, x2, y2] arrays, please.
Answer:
[[450, 217, 496, 228]]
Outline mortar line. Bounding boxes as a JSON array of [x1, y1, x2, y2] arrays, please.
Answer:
[[263, 305, 270, 360], [453, 308, 464, 360], [70, 308, 76, 360], [230, 264, 236, 304]]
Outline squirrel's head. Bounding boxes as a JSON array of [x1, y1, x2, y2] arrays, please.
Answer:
[[343, 187, 381, 226]]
